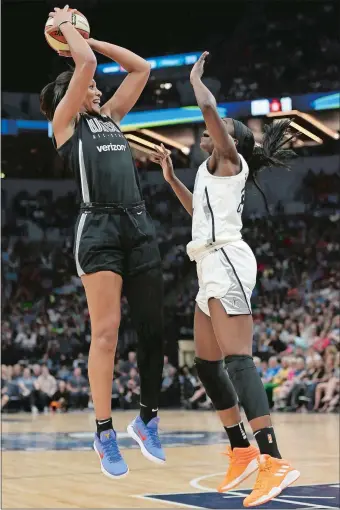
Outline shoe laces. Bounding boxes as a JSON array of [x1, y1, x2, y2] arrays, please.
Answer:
[[221, 447, 232, 459], [147, 426, 162, 449], [253, 457, 272, 490], [221, 447, 247, 465], [102, 437, 122, 463]]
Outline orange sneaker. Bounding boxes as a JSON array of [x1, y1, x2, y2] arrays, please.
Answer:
[[218, 445, 259, 493], [243, 454, 300, 507]]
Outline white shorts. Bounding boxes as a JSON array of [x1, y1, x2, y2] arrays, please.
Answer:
[[195, 240, 257, 317]]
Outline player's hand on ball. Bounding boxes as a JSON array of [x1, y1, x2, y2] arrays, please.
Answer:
[[150, 144, 175, 183], [190, 51, 209, 82], [47, 5, 75, 32], [57, 50, 72, 57]]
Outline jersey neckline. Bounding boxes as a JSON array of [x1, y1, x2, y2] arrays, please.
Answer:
[[202, 154, 246, 180]]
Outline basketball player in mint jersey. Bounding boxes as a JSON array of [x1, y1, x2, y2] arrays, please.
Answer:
[[151, 52, 299, 507], [40, 6, 165, 478]]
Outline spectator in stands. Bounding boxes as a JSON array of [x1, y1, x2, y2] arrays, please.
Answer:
[[34, 365, 57, 413], [50, 380, 70, 412], [313, 354, 336, 411], [32, 364, 42, 379], [272, 357, 306, 410], [121, 379, 140, 410], [253, 356, 263, 376], [179, 365, 198, 401], [67, 367, 89, 410], [118, 351, 137, 375], [160, 365, 180, 408], [184, 379, 211, 410], [163, 355, 175, 378], [57, 364, 71, 382], [72, 352, 87, 370], [262, 356, 281, 383], [128, 367, 140, 386], [12, 363, 23, 380], [17, 367, 36, 412], [318, 352, 340, 412], [262, 356, 281, 407], [1, 365, 20, 410]]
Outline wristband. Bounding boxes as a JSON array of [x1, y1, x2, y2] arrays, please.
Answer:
[[58, 20, 71, 30]]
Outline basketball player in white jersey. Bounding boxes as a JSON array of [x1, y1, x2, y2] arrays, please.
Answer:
[[151, 52, 299, 507]]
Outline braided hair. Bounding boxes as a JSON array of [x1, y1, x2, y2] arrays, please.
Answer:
[[232, 119, 297, 212]]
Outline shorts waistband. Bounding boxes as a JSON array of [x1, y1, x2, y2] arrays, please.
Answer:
[[80, 201, 145, 213]]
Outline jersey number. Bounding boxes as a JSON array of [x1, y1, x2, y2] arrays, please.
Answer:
[[237, 187, 246, 214]]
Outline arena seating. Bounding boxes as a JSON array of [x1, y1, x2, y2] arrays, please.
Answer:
[[2, 176, 339, 414]]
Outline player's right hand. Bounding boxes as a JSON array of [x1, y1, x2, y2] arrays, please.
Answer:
[[47, 5, 75, 31], [150, 144, 175, 183]]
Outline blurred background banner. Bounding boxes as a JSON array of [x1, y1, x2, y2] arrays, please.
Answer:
[[2, 91, 339, 135]]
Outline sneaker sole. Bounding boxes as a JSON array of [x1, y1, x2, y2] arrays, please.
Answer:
[[218, 458, 259, 492], [93, 442, 129, 479], [244, 469, 301, 507], [127, 424, 166, 465]]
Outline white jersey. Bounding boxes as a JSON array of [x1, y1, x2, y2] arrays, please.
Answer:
[[187, 154, 249, 262]]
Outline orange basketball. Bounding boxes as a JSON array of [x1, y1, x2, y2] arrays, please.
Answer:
[[45, 9, 90, 53]]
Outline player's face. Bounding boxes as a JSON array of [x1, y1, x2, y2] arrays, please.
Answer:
[[200, 129, 214, 153], [83, 80, 102, 114], [200, 118, 237, 153]]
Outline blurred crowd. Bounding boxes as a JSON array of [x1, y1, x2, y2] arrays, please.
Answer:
[[2, 174, 339, 415], [1, 353, 181, 413], [216, 2, 340, 102], [99, 3, 340, 108]]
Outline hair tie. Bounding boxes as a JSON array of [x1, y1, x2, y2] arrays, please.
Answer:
[[58, 20, 71, 30]]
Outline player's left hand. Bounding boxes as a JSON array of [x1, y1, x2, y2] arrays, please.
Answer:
[[190, 51, 209, 82]]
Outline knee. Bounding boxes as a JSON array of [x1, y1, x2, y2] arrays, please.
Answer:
[[225, 354, 255, 378], [225, 354, 270, 420], [194, 357, 237, 410], [92, 317, 120, 352]]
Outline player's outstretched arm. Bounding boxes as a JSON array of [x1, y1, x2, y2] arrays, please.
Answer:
[[93, 40, 151, 123], [190, 52, 239, 165], [150, 144, 193, 216]]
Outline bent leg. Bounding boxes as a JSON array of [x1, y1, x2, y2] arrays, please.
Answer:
[[194, 305, 242, 425], [208, 298, 280, 457]]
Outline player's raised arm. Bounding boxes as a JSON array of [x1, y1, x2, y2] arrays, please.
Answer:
[[45, 6, 97, 135], [150, 144, 193, 216], [190, 52, 239, 166], [92, 40, 151, 123]]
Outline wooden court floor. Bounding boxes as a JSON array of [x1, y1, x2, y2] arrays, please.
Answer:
[[2, 410, 339, 508]]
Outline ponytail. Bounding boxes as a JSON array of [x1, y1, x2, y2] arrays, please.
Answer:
[[247, 119, 297, 213], [40, 69, 74, 121]]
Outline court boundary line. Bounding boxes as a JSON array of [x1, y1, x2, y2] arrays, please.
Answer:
[[190, 471, 340, 492], [134, 483, 339, 510]]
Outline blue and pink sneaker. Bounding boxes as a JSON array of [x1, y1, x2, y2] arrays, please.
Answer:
[[93, 429, 129, 478], [127, 416, 165, 464]]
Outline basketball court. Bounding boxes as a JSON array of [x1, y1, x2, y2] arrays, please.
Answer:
[[2, 410, 339, 508]]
